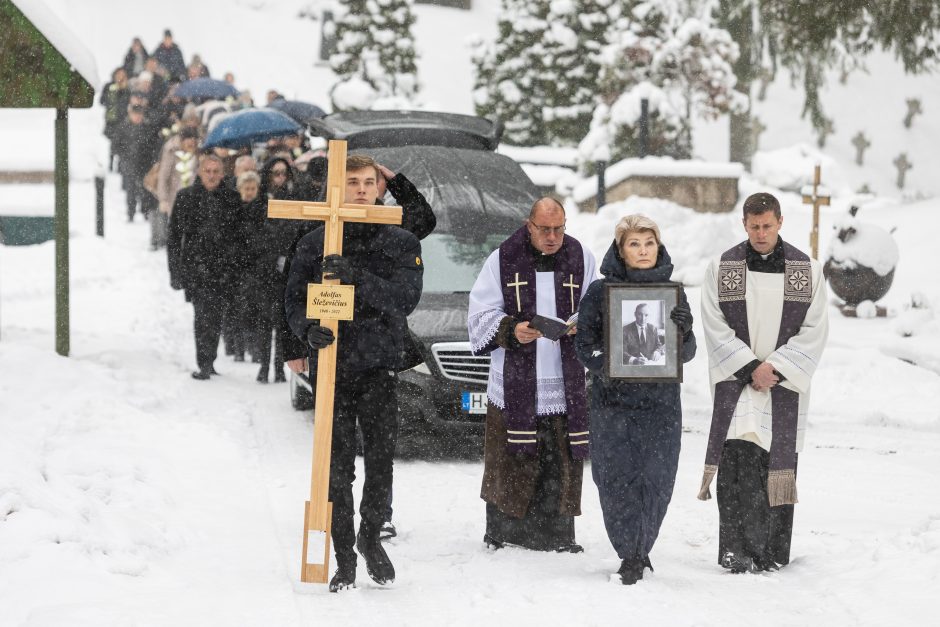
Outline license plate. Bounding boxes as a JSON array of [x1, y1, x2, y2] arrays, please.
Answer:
[[461, 391, 487, 414]]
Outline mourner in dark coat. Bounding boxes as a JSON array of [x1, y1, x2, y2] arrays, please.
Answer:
[[284, 154, 423, 593], [151, 30, 187, 83], [167, 154, 242, 380], [575, 214, 696, 585], [122, 37, 149, 77], [114, 104, 161, 222]]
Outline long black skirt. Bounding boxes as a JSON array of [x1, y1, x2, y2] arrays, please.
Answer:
[[717, 439, 796, 568]]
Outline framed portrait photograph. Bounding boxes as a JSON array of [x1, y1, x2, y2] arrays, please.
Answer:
[[604, 283, 682, 381]]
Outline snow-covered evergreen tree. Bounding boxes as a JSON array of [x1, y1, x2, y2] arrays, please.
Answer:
[[581, 0, 742, 165], [470, 0, 551, 146], [539, 0, 615, 145], [330, 0, 420, 111]]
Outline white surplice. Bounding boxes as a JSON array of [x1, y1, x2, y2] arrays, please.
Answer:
[[701, 257, 829, 452], [468, 247, 597, 415]]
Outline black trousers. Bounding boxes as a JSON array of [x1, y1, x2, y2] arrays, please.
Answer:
[[717, 439, 796, 568], [191, 290, 226, 372], [125, 174, 156, 219], [256, 281, 286, 374], [330, 369, 398, 564]]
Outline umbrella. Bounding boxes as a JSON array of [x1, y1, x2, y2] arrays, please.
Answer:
[[269, 99, 327, 125], [174, 78, 240, 102], [202, 108, 302, 149]]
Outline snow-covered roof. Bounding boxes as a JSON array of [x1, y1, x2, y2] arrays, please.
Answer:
[[498, 144, 579, 167], [572, 157, 744, 203], [10, 0, 99, 89]]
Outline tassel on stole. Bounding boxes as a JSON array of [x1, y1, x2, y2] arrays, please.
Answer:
[[767, 469, 798, 507]]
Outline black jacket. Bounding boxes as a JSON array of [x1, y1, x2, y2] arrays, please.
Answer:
[[152, 43, 186, 82], [285, 223, 423, 374], [167, 178, 242, 297], [114, 118, 161, 178]]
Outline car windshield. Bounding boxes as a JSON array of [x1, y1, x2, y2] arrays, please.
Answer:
[[420, 232, 506, 293]]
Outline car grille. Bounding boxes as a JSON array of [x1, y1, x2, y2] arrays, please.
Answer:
[[431, 342, 490, 384]]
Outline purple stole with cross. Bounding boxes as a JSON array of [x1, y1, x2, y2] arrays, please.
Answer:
[[498, 226, 589, 460], [698, 240, 813, 507]]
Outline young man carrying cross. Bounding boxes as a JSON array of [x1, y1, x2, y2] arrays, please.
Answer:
[[284, 155, 423, 592]]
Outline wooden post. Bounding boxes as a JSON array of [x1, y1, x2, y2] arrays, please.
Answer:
[[267, 140, 402, 583], [801, 164, 831, 260], [54, 107, 69, 356]]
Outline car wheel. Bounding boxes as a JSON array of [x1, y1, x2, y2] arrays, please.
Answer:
[[290, 372, 315, 411]]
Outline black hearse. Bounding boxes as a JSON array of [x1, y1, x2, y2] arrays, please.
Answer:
[[290, 111, 540, 458]]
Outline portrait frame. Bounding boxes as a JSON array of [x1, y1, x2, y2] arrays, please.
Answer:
[[604, 283, 682, 382]]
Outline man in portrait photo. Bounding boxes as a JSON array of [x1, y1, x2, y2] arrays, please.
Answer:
[[622, 302, 664, 365]]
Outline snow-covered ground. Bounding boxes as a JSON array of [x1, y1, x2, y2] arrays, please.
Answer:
[[2, 1, 940, 625]]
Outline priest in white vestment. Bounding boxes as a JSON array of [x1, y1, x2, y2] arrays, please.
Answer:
[[699, 192, 829, 573], [467, 198, 597, 552]]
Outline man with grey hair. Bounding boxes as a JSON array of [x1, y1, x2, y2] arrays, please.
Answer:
[[468, 197, 597, 553], [167, 154, 242, 380]]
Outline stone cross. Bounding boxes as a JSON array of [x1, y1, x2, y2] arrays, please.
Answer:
[[756, 67, 774, 101], [851, 132, 870, 166], [893, 153, 912, 189], [903, 98, 922, 129], [750, 117, 767, 151], [816, 117, 835, 148], [801, 164, 831, 259], [506, 272, 528, 313], [268, 140, 403, 584]]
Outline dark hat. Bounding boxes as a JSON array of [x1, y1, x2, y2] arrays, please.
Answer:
[[164, 29, 173, 38], [180, 127, 199, 140]]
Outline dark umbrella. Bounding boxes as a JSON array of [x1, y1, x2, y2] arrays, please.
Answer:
[[202, 108, 302, 149], [269, 99, 328, 125], [174, 78, 240, 102]]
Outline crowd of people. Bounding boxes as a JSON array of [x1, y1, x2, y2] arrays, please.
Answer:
[[101, 31, 830, 596], [100, 31, 331, 383]]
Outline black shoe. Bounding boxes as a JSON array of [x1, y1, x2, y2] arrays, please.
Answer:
[[191, 369, 211, 381], [483, 534, 504, 550], [554, 543, 584, 554], [208, 366, 219, 375], [379, 522, 397, 541], [721, 551, 759, 574], [618, 558, 645, 585], [356, 527, 395, 585], [273, 371, 286, 383], [328, 560, 357, 593], [256, 368, 268, 383]]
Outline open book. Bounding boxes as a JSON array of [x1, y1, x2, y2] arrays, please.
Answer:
[[528, 312, 579, 341]]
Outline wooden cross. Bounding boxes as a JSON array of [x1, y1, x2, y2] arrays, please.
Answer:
[[851, 132, 870, 166], [506, 272, 528, 313], [893, 153, 912, 189], [267, 139, 402, 584], [562, 274, 579, 311], [904, 98, 922, 128], [801, 164, 830, 260]]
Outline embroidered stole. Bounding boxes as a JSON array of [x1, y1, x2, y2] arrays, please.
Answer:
[[498, 226, 589, 460], [698, 241, 812, 507]]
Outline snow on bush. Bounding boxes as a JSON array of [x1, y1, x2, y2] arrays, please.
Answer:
[[828, 213, 899, 276]]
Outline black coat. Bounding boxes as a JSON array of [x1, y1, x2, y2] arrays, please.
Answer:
[[167, 178, 242, 298], [285, 223, 423, 374], [152, 42, 186, 82], [113, 118, 161, 178], [122, 47, 149, 77], [574, 241, 696, 561]]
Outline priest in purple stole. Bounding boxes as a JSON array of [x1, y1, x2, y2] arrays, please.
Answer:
[[468, 198, 597, 552], [699, 193, 829, 573]]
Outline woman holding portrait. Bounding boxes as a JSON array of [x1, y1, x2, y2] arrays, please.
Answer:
[[574, 214, 696, 585]]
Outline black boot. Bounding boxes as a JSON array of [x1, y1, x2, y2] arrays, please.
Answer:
[[191, 369, 211, 381], [721, 551, 759, 574], [356, 524, 395, 585], [256, 365, 269, 383], [329, 556, 357, 593], [618, 558, 645, 585], [483, 533, 504, 550]]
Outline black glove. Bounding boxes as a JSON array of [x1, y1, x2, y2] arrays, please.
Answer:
[[670, 302, 693, 335], [322, 254, 362, 284], [306, 325, 335, 350]]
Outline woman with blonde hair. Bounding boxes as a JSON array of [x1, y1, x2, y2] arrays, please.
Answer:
[[574, 213, 696, 585]]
